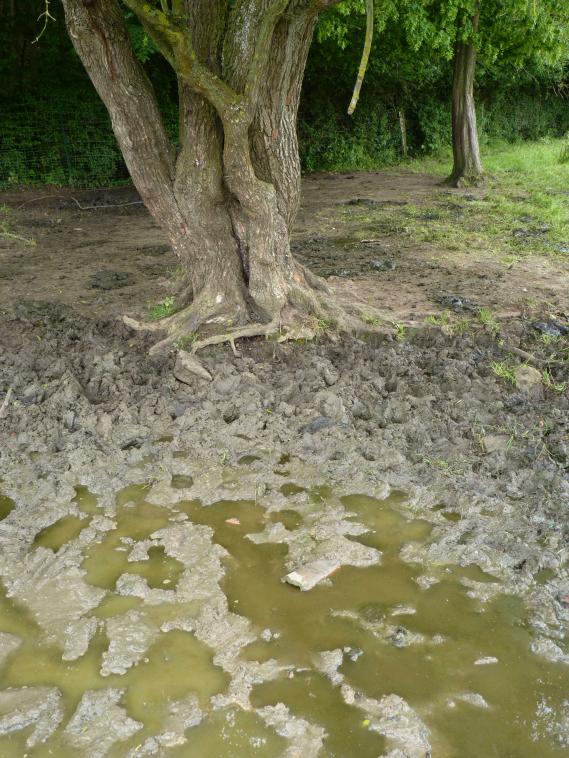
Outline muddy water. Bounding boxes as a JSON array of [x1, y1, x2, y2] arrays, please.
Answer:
[[0, 488, 567, 756]]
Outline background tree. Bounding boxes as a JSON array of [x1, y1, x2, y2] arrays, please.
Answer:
[[314, 0, 569, 185], [59, 0, 371, 356]]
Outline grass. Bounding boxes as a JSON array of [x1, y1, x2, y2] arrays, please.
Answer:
[[0, 204, 36, 246], [362, 313, 382, 327], [542, 368, 567, 393], [391, 321, 407, 340], [397, 138, 569, 261], [149, 296, 176, 321], [477, 307, 500, 336], [490, 360, 516, 384]]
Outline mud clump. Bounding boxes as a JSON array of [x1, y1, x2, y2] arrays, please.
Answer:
[[0, 302, 568, 754], [88, 270, 135, 290]]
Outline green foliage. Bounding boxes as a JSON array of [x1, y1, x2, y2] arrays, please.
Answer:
[[542, 368, 567, 393], [299, 99, 399, 172], [490, 360, 516, 384], [0, 0, 567, 185], [149, 296, 176, 321]]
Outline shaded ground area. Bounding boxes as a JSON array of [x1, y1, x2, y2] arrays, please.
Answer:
[[1, 168, 568, 324], [0, 165, 568, 755]]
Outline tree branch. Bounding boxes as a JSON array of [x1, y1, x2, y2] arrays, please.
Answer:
[[244, 0, 289, 111], [348, 0, 374, 114], [61, 0, 179, 223], [121, 0, 244, 118]]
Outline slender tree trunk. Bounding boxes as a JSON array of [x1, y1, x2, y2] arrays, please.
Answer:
[[448, 11, 483, 187], [398, 108, 408, 158], [61, 0, 349, 355]]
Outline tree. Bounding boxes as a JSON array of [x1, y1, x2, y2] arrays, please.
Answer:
[[59, 0, 373, 356], [317, 0, 568, 185], [449, 4, 482, 185], [445, 0, 568, 185]]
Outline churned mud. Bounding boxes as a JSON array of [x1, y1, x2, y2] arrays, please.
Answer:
[[0, 170, 568, 756]]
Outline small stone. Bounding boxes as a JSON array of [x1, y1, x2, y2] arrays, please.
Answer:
[[455, 692, 490, 709], [95, 413, 113, 439], [414, 575, 439, 590], [322, 366, 339, 386], [284, 559, 342, 591], [391, 605, 416, 617], [225, 518, 241, 526], [316, 391, 346, 422], [474, 656, 498, 666], [514, 365, 543, 396], [174, 351, 212, 383], [344, 646, 364, 662], [481, 435, 510, 454]]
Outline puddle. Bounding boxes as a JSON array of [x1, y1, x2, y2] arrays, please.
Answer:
[[0, 487, 567, 756], [170, 474, 194, 489], [73, 485, 101, 515], [81, 493, 184, 590], [34, 515, 88, 551], [252, 671, 386, 756], [270, 509, 303, 531], [0, 494, 15, 521], [168, 707, 286, 757]]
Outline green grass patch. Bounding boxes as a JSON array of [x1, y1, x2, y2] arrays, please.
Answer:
[[490, 360, 516, 384], [149, 296, 176, 321], [396, 139, 569, 261]]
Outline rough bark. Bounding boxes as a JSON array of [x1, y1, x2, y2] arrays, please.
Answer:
[[61, 0, 353, 356], [448, 10, 483, 187]]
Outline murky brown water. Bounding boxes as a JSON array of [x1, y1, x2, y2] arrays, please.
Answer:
[[0, 487, 567, 756]]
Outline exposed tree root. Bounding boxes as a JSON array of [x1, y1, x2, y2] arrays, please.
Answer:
[[190, 319, 281, 356], [123, 263, 386, 366], [123, 271, 386, 361], [443, 173, 485, 189]]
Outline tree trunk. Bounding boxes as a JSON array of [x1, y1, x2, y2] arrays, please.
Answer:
[[61, 0, 349, 355], [448, 12, 483, 187], [398, 108, 408, 158]]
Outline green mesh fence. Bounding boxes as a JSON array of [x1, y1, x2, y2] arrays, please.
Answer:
[[0, 97, 133, 188]]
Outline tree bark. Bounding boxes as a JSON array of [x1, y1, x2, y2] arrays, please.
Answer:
[[61, 0, 348, 354], [448, 10, 483, 187]]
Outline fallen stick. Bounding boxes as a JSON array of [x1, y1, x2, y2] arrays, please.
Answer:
[[0, 387, 13, 419], [70, 197, 144, 211]]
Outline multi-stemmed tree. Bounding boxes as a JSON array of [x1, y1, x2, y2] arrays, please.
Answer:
[[60, 0, 373, 355]]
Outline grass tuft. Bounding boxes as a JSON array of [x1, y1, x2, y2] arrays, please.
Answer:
[[149, 296, 176, 321], [490, 360, 516, 384]]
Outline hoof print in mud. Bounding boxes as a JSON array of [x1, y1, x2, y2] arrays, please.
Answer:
[[88, 270, 135, 290]]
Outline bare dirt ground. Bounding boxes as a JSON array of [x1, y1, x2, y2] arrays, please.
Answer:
[[1, 170, 567, 323]]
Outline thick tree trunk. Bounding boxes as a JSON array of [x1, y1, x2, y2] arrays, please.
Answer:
[[61, 0, 349, 355], [448, 12, 483, 187]]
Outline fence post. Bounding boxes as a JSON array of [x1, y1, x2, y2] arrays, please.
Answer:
[[58, 108, 73, 184]]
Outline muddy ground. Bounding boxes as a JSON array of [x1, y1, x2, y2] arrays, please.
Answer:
[[0, 171, 568, 756]]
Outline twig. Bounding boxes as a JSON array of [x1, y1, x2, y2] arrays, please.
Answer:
[[16, 194, 65, 210], [501, 344, 565, 367], [0, 387, 13, 419], [70, 197, 144, 211]]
